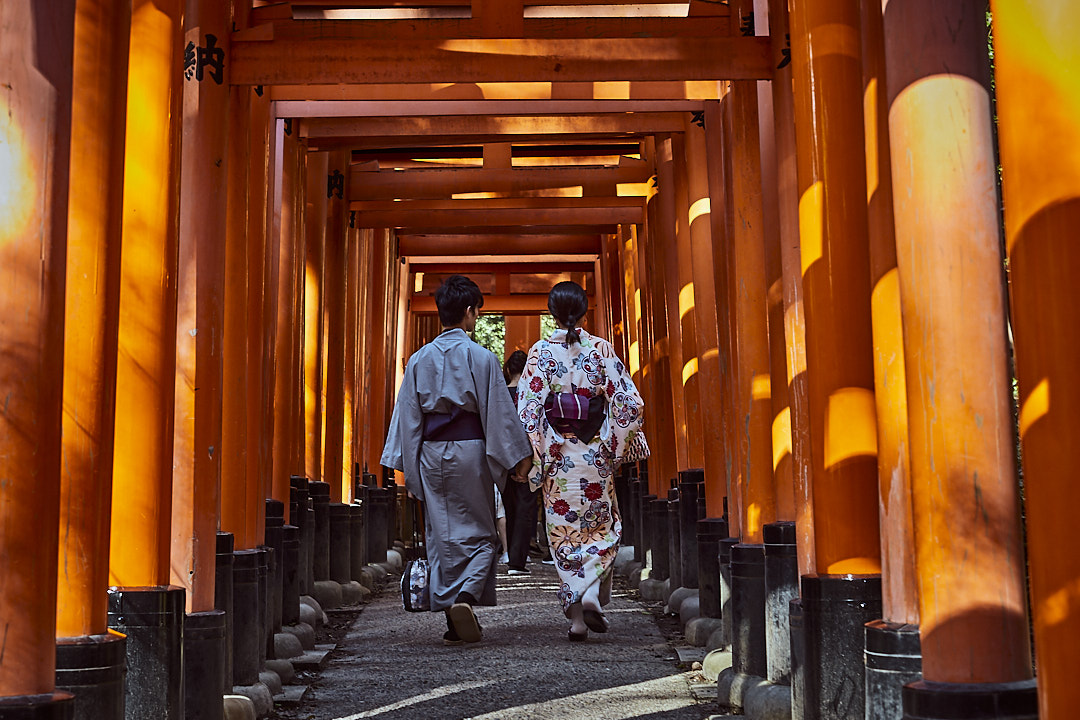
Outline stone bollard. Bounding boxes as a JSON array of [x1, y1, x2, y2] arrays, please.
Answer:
[[864, 619, 921, 720], [214, 532, 235, 697], [677, 469, 704, 588], [107, 586, 184, 720], [763, 521, 798, 686], [731, 544, 767, 681], [801, 574, 881, 720], [309, 482, 332, 581], [231, 549, 261, 687], [696, 518, 728, 619], [280, 526, 300, 626], [349, 503, 366, 581], [55, 632, 126, 720], [666, 487, 682, 591], [718, 537, 739, 648], [184, 610, 226, 720], [329, 503, 352, 583], [264, 500, 285, 638]]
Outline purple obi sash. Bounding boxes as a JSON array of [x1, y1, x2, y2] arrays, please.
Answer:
[[544, 392, 606, 442], [421, 407, 484, 442]]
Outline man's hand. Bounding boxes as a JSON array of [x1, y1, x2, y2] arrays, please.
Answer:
[[511, 455, 533, 483]]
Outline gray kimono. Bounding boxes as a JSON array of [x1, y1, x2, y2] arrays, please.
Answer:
[[381, 329, 532, 610]]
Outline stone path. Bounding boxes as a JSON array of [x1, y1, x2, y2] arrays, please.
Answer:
[[276, 561, 720, 720]]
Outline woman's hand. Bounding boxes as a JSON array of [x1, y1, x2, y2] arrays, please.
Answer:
[[512, 455, 532, 483]]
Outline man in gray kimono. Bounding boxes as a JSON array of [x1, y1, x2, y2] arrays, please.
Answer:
[[381, 275, 532, 645]]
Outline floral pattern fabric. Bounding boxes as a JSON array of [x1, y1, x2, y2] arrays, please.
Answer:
[[517, 328, 649, 612]]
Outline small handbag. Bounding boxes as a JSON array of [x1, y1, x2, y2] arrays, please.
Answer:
[[401, 557, 431, 612]]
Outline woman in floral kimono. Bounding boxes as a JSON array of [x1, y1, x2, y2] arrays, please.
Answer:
[[517, 281, 649, 640]]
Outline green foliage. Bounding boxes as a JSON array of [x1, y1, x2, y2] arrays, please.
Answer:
[[540, 314, 557, 340], [473, 314, 505, 360]]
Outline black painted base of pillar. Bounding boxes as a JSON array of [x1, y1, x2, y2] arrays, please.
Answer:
[[310, 482, 331, 582], [183, 610, 225, 720], [255, 548, 270, 665], [349, 504, 366, 582], [731, 544, 767, 679], [107, 586, 184, 720], [0, 693, 75, 719], [696, 518, 727, 619], [329, 503, 352, 583], [789, 598, 806, 720], [55, 633, 125, 720], [213, 532, 234, 698], [281, 526, 300, 626], [902, 679, 1038, 720], [801, 573, 882, 720], [667, 490, 682, 590], [231, 549, 261, 687], [763, 521, 798, 686], [718, 537, 739, 649], [866, 619, 921, 720]]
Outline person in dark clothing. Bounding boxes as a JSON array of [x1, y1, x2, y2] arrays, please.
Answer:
[[502, 350, 540, 575]]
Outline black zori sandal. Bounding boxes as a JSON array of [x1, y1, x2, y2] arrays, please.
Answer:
[[568, 629, 588, 642], [583, 609, 609, 634]]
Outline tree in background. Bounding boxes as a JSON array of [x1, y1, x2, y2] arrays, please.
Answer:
[[473, 314, 505, 360]]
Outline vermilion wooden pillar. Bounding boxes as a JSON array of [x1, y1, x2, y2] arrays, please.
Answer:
[[768, 0, 816, 577], [682, 119, 727, 515], [221, 67, 253, 549], [616, 226, 644, 392], [994, 3, 1080, 716], [861, 0, 918, 628], [56, 0, 130, 640], [729, 72, 777, 545], [641, 151, 678, 494], [304, 152, 328, 484], [655, 136, 693, 474], [247, 89, 272, 542], [111, 0, 183, 587], [665, 135, 706, 471], [342, 221, 361, 500], [883, 0, 1034, 708], [324, 151, 350, 501], [789, 0, 881, 576], [0, 0, 75, 704], [270, 120, 300, 512], [703, 98, 738, 527], [364, 230, 389, 473], [172, 0, 230, 614], [290, 142, 308, 478]]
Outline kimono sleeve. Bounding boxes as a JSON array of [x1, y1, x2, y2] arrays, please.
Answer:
[[597, 338, 650, 465], [476, 350, 532, 490], [380, 357, 425, 501]]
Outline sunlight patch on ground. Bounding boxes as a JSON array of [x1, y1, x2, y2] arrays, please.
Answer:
[[331, 679, 500, 719], [465, 673, 699, 720]]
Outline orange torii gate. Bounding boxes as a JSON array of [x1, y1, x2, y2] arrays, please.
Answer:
[[2, 1, 1079, 720]]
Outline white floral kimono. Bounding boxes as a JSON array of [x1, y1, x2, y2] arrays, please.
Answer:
[[517, 328, 649, 612]]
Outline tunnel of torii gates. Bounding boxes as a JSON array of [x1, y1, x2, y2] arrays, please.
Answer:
[[2, 0, 1080, 719]]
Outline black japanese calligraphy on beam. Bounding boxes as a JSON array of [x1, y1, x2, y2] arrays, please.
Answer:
[[328, 170, 344, 199], [184, 33, 226, 84]]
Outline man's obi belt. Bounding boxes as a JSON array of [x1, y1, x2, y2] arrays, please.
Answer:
[[421, 408, 485, 442], [544, 392, 606, 443]]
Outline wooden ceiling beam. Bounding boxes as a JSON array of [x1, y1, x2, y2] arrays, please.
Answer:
[[410, 293, 593, 315], [270, 80, 723, 103], [409, 261, 595, 274], [231, 36, 771, 85], [399, 233, 602, 256], [353, 205, 640, 228], [348, 163, 649, 200], [275, 99, 708, 117], [301, 112, 687, 139], [242, 16, 730, 40]]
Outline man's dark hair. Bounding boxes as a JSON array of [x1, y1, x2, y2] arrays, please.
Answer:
[[434, 274, 484, 327], [503, 350, 527, 381], [547, 280, 589, 345]]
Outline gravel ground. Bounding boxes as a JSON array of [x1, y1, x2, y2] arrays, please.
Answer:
[[273, 561, 720, 720]]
